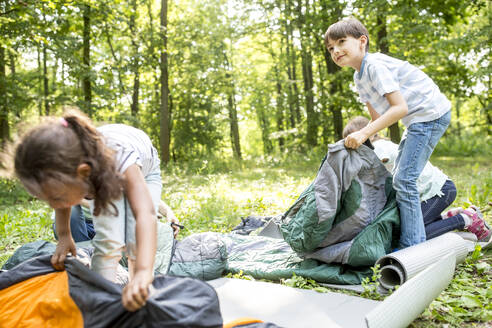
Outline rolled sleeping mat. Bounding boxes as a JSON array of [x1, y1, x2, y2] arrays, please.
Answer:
[[376, 232, 468, 290], [365, 252, 456, 328]]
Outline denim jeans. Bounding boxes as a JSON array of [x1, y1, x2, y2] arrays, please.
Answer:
[[52, 204, 95, 242], [90, 161, 163, 282], [423, 180, 465, 239], [393, 111, 451, 248]]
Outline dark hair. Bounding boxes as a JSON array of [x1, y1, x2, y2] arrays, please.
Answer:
[[343, 116, 370, 138], [324, 18, 369, 52], [14, 109, 123, 216]]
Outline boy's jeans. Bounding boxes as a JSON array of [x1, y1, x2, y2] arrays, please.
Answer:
[[90, 162, 163, 282], [393, 111, 451, 248]]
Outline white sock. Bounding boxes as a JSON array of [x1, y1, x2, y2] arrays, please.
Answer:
[[461, 212, 472, 228]]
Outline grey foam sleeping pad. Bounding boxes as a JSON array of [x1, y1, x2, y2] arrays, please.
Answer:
[[375, 232, 468, 290], [366, 252, 456, 328]]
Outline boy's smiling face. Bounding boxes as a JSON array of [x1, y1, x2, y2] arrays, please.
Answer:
[[326, 35, 367, 71]]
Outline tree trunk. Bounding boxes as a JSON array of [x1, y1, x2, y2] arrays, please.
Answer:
[[275, 93, 285, 150], [82, 4, 92, 117], [37, 46, 43, 116], [455, 97, 461, 137], [269, 36, 286, 150], [43, 44, 49, 116], [317, 59, 329, 145], [485, 100, 492, 136], [319, 1, 344, 142], [10, 51, 20, 119], [227, 91, 242, 160], [486, 104, 492, 136], [131, 73, 140, 118], [130, 0, 140, 120], [377, 14, 400, 143], [160, 0, 170, 164], [298, 0, 316, 146], [323, 48, 344, 141], [377, 15, 389, 54], [282, 0, 295, 128], [301, 49, 316, 146], [484, 76, 491, 136], [9, 52, 15, 76], [274, 63, 285, 151], [147, 0, 161, 130], [0, 46, 8, 147], [257, 107, 273, 154], [223, 49, 242, 160], [286, 0, 301, 124], [52, 57, 58, 100]]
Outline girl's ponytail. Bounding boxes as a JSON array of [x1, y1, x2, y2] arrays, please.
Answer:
[[14, 108, 122, 216], [63, 110, 123, 216]]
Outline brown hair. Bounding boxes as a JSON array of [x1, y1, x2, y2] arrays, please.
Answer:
[[324, 18, 369, 52], [14, 109, 123, 216], [343, 116, 370, 138]]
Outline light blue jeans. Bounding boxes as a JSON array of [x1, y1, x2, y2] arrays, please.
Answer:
[[90, 161, 163, 282], [393, 111, 451, 248]]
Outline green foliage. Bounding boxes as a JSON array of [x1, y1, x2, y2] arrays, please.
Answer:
[[0, 179, 34, 206], [360, 264, 384, 301], [224, 269, 255, 281], [0, 177, 53, 267], [413, 245, 492, 326], [281, 273, 331, 294], [431, 155, 491, 211], [0, 205, 53, 266], [464, 182, 490, 209], [1, 0, 489, 158], [162, 156, 317, 238], [434, 134, 492, 157]]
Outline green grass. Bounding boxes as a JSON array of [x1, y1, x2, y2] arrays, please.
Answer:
[[0, 153, 491, 327], [0, 203, 54, 265]]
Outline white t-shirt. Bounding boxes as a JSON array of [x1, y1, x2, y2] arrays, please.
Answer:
[[372, 139, 448, 202], [98, 124, 160, 176]]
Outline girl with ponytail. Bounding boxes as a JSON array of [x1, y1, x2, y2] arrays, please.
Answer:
[[15, 108, 163, 312]]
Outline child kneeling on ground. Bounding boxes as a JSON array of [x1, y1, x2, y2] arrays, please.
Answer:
[[343, 116, 490, 242]]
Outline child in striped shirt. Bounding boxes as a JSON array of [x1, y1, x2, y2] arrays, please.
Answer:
[[325, 18, 452, 248]]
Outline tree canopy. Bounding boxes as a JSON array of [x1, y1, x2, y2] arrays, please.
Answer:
[[0, 0, 490, 163]]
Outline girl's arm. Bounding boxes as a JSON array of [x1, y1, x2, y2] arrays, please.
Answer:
[[158, 200, 180, 237], [345, 91, 408, 149], [121, 164, 157, 312], [51, 207, 77, 270]]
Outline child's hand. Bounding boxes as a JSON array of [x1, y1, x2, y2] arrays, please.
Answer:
[[345, 130, 368, 149], [168, 215, 181, 238], [51, 235, 77, 270], [122, 269, 154, 312]]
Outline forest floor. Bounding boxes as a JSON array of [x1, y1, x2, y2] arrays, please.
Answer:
[[1, 153, 490, 327]]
